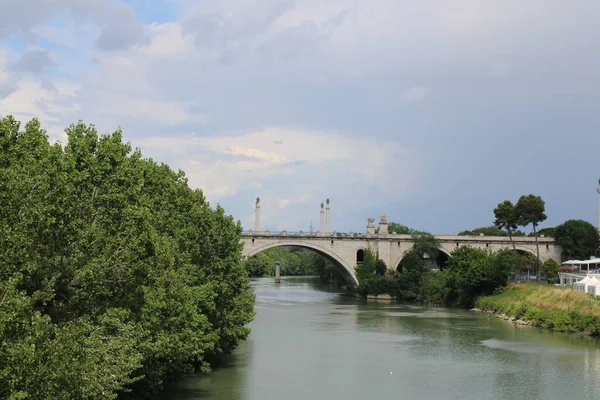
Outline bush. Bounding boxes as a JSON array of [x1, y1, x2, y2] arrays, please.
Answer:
[[541, 259, 560, 284]]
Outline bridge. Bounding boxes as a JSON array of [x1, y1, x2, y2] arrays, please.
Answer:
[[241, 204, 561, 288]]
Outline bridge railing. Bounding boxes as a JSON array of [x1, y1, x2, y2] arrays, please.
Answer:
[[240, 231, 556, 243], [241, 230, 372, 238]]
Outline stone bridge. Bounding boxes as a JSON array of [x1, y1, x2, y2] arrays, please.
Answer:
[[241, 230, 561, 288]]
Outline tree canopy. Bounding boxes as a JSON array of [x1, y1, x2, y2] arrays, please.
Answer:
[[493, 200, 520, 249], [0, 116, 255, 399], [515, 194, 547, 282], [555, 220, 600, 260]]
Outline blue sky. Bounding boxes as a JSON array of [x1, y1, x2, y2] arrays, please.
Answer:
[[1, 0, 599, 234]]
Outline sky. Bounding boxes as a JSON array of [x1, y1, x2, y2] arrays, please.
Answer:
[[1, 0, 599, 234]]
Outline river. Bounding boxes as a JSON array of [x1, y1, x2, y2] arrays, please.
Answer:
[[160, 276, 600, 400]]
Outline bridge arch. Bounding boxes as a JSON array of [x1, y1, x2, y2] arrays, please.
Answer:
[[245, 240, 359, 288]]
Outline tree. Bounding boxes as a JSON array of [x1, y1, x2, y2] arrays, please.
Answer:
[[493, 250, 525, 282], [411, 231, 440, 261], [245, 253, 269, 277], [515, 194, 547, 282], [458, 226, 507, 236], [375, 222, 414, 234], [388, 222, 414, 235], [0, 116, 256, 398], [541, 259, 560, 284], [494, 200, 519, 250], [445, 246, 509, 307], [355, 248, 378, 285], [555, 220, 600, 260], [375, 259, 387, 276], [529, 227, 556, 238]]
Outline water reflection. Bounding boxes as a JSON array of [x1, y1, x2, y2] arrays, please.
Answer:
[[159, 276, 600, 400]]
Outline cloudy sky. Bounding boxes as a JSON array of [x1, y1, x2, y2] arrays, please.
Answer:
[[1, 0, 599, 234]]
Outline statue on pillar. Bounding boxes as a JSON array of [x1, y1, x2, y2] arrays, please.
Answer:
[[367, 218, 376, 235], [378, 214, 389, 234]]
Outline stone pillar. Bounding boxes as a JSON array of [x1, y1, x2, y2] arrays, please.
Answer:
[[255, 197, 260, 232], [597, 179, 600, 233], [378, 214, 388, 234], [366, 217, 375, 235], [325, 198, 331, 234], [275, 261, 281, 283], [319, 203, 325, 233]]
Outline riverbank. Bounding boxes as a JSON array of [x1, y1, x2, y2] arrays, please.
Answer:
[[474, 284, 600, 336]]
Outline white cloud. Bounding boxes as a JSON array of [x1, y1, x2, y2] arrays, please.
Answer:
[[138, 127, 420, 210], [3, 0, 600, 232]]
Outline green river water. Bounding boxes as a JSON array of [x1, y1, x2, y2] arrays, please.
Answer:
[[159, 276, 600, 400]]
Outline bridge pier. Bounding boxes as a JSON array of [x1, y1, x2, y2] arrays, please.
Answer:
[[275, 261, 281, 283]]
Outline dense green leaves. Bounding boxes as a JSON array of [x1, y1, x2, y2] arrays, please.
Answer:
[[530, 227, 556, 238], [387, 222, 414, 235], [244, 247, 341, 282], [541, 259, 560, 284], [0, 116, 255, 399], [555, 220, 600, 260], [493, 200, 520, 248], [355, 248, 379, 285]]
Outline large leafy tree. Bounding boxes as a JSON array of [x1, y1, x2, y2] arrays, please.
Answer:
[[555, 220, 600, 260], [388, 222, 414, 234], [411, 231, 441, 260], [515, 194, 547, 282], [444, 246, 511, 307], [494, 200, 520, 250], [0, 116, 255, 399], [375, 221, 414, 234]]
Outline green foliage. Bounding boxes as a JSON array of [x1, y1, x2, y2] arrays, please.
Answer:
[[0, 116, 255, 399], [442, 246, 510, 307], [387, 222, 414, 235], [311, 253, 343, 284], [359, 274, 397, 296], [458, 226, 507, 236], [541, 259, 560, 284], [375, 221, 414, 234], [515, 194, 548, 229], [494, 249, 525, 280], [458, 226, 526, 237], [355, 248, 378, 285], [396, 250, 426, 300], [411, 231, 440, 260], [476, 285, 600, 336], [515, 194, 547, 281], [245, 253, 270, 277], [243, 247, 343, 283], [555, 220, 600, 260], [375, 259, 387, 276], [529, 227, 556, 237], [493, 200, 519, 244]]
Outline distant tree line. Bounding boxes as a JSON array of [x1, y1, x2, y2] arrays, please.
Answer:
[[0, 117, 255, 399], [244, 247, 343, 284], [356, 192, 598, 302]]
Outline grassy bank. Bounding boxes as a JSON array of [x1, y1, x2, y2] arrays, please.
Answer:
[[475, 284, 600, 336]]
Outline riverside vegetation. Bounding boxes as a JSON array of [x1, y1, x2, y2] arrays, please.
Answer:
[[354, 196, 599, 322], [0, 117, 255, 399], [476, 284, 600, 336]]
